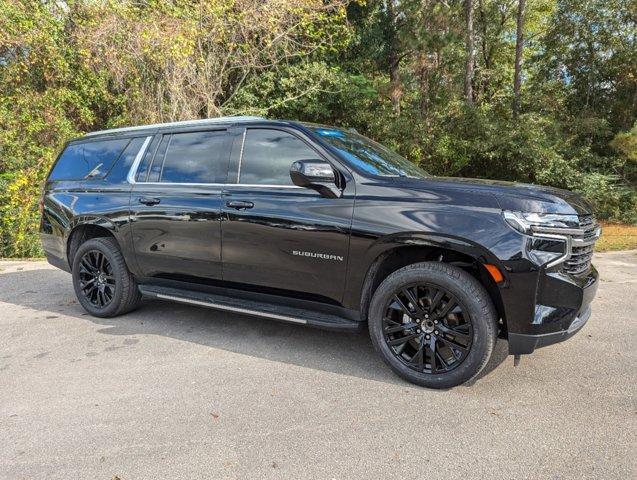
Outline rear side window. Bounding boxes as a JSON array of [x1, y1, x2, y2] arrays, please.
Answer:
[[239, 129, 317, 185], [104, 137, 148, 183], [159, 130, 227, 183], [135, 135, 161, 182], [49, 138, 130, 181]]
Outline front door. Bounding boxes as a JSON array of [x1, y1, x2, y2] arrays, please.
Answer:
[[130, 129, 230, 282], [220, 127, 354, 304]]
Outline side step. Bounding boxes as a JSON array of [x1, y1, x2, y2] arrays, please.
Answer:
[[138, 285, 364, 332]]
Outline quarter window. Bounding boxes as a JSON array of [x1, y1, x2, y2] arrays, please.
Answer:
[[49, 138, 130, 181], [159, 130, 227, 183], [239, 129, 318, 185]]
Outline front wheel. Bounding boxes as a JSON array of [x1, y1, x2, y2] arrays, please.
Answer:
[[368, 262, 497, 388], [71, 237, 141, 318]]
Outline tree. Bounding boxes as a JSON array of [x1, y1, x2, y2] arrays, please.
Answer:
[[0, 0, 635, 257], [387, 0, 402, 113], [464, 0, 476, 105], [513, 0, 526, 116]]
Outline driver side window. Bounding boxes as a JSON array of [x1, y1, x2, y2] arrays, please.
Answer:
[[239, 129, 317, 185]]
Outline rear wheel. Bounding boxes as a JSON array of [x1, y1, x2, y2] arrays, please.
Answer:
[[72, 237, 141, 317], [368, 262, 497, 388]]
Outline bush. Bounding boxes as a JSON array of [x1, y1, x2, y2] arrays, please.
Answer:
[[575, 174, 637, 224], [0, 170, 44, 258]]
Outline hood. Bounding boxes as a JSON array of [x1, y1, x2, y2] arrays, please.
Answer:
[[394, 176, 594, 215]]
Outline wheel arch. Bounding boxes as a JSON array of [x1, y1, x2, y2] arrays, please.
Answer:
[[358, 235, 507, 333], [66, 217, 122, 269]]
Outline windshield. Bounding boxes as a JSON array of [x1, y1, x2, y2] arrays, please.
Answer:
[[309, 126, 427, 178]]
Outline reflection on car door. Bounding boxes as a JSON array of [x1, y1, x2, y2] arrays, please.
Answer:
[[130, 129, 230, 282], [220, 127, 354, 304]]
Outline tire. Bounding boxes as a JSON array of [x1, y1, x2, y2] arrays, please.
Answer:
[[71, 237, 141, 318], [368, 262, 497, 389]]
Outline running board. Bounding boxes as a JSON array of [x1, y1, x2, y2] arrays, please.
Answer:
[[138, 285, 363, 331]]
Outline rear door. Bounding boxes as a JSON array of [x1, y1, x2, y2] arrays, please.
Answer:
[[220, 126, 355, 304], [130, 128, 231, 282]]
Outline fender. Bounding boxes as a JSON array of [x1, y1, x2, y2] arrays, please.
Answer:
[[68, 214, 120, 235], [346, 231, 508, 317], [66, 216, 121, 262], [370, 231, 504, 266]]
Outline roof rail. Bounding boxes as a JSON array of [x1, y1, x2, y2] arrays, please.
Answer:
[[84, 116, 265, 137]]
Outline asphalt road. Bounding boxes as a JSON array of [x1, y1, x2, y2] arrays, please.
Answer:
[[1, 252, 635, 479]]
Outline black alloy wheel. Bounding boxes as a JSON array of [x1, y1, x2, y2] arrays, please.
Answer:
[[368, 262, 497, 388], [382, 283, 473, 374], [78, 250, 116, 308], [71, 236, 141, 318]]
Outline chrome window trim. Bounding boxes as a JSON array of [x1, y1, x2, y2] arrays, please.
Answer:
[[237, 129, 247, 183], [126, 136, 153, 184], [232, 184, 303, 189], [125, 130, 310, 190], [133, 182, 302, 189]]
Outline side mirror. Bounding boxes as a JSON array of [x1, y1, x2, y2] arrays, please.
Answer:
[[290, 160, 342, 198]]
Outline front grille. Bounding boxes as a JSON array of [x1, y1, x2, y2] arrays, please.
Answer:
[[562, 215, 599, 276], [576, 214, 599, 241], [563, 244, 595, 275]]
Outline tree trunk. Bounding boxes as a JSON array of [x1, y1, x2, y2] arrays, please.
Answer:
[[478, 0, 491, 102], [464, 0, 475, 105], [513, 0, 526, 117], [387, 0, 401, 114], [418, 53, 430, 114], [389, 50, 402, 114]]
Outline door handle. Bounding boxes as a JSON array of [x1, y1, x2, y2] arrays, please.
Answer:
[[226, 200, 254, 210], [139, 197, 161, 206]]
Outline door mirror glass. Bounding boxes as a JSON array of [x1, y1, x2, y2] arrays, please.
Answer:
[[290, 160, 342, 198]]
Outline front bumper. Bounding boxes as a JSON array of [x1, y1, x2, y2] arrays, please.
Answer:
[[507, 267, 599, 354], [508, 305, 592, 354]]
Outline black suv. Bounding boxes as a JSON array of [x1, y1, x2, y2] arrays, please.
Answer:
[[40, 116, 600, 388]]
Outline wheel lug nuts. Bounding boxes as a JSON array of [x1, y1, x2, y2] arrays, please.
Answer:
[[416, 329, 421, 333], [426, 335, 430, 339], [434, 330, 439, 335], [424, 314, 429, 319], [434, 320, 438, 324]]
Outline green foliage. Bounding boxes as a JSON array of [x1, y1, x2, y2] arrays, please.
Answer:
[[610, 122, 637, 183], [0, 0, 636, 257], [575, 173, 636, 224]]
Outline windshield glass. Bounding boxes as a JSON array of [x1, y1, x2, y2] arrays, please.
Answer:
[[309, 126, 427, 178]]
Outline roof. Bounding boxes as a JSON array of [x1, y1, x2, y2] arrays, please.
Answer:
[[84, 116, 266, 137]]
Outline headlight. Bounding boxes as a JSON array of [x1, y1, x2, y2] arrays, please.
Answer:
[[503, 211, 581, 235], [503, 211, 579, 268], [503, 210, 601, 272]]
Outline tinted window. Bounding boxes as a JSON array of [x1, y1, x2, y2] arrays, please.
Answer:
[[240, 129, 318, 185], [149, 135, 170, 182], [310, 126, 427, 178], [105, 137, 147, 183], [49, 139, 130, 181], [136, 135, 161, 182], [159, 131, 227, 183]]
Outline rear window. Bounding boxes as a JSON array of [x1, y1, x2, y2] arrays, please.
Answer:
[[49, 138, 130, 181]]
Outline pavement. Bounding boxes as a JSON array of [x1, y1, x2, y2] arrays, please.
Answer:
[[0, 252, 635, 480]]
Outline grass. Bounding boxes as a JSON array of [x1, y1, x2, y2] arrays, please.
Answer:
[[0, 257, 45, 261], [596, 222, 637, 252]]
